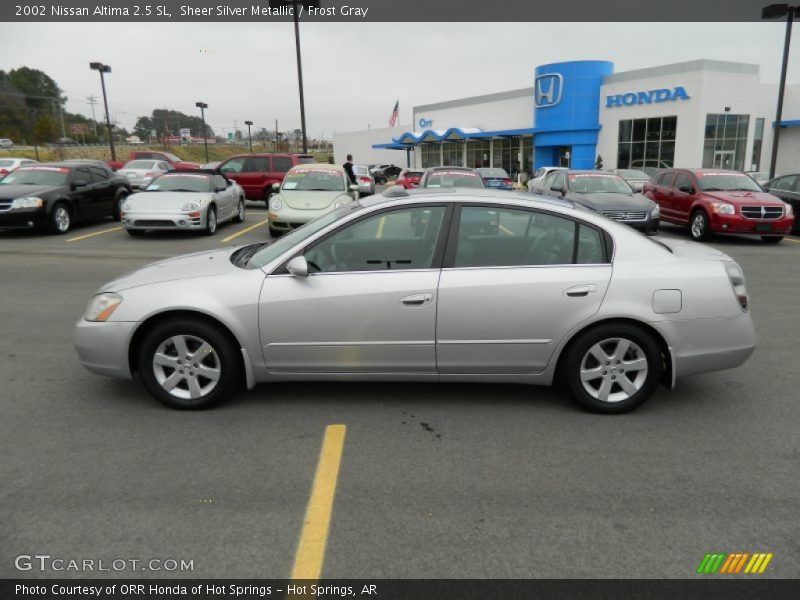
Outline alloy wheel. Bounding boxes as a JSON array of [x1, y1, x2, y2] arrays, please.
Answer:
[[579, 337, 649, 403], [152, 334, 221, 400], [55, 206, 70, 232], [691, 213, 706, 239]]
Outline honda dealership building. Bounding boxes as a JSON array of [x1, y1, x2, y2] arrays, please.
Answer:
[[333, 59, 799, 177]]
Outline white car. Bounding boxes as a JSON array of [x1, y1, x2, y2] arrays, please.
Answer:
[[267, 164, 358, 237], [120, 171, 245, 236], [0, 138, 13, 149], [527, 166, 566, 194], [0, 157, 38, 177], [117, 159, 171, 189]]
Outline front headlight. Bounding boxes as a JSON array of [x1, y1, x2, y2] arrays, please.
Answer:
[[269, 197, 283, 211], [122, 201, 132, 211], [651, 203, 660, 218], [710, 201, 735, 215], [83, 292, 123, 322], [11, 196, 44, 209], [785, 202, 794, 217], [181, 202, 200, 211]]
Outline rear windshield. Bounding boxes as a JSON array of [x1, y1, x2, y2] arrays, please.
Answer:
[[0, 160, 15, 167], [567, 173, 632, 194], [696, 172, 762, 192], [354, 166, 370, 176], [282, 169, 345, 192], [147, 173, 212, 192], [424, 170, 484, 189], [124, 160, 157, 170], [477, 168, 509, 178], [298, 156, 316, 164], [406, 171, 424, 178], [0, 166, 69, 186]]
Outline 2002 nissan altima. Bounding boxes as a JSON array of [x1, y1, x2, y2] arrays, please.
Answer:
[[74, 188, 756, 413]]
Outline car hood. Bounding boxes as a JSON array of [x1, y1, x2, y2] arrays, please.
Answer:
[[280, 190, 351, 210], [126, 191, 212, 210], [702, 190, 785, 205], [656, 238, 733, 262], [101, 247, 241, 292], [571, 192, 654, 211], [0, 184, 64, 199]]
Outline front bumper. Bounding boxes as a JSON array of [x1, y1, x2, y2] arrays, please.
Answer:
[[268, 205, 336, 232], [121, 210, 205, 230], [73, 319, 139, 379], [0, 207, 47, 229], [709, 212, 794, 236]]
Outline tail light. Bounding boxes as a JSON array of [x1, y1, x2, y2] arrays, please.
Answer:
[[502, 178, 513, 185], [725, 263, 748, 311], [358, 177, 371, 183], [144, 172, 154, 178]]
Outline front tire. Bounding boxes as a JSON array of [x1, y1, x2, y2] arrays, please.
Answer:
[[126, 229, 145, 237], [113, 192, 129, 221], [561, 323, 662, 414], [48, 202, 72, 234], [204, 205, 217, 236], [138, 318, 241, 409], [268, 226, 284, 238], [234, 198, 246, 223], [761, 236, 783, 244], [690, 210, 710, 241]]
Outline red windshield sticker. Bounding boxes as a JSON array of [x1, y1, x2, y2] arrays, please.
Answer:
[[19, 166, 69, 173], [698, 172, 745, 177], [162, 173, 209, 179], [434, 171, 478, 177], [295, 169, 339, 175], [568, 174, 617, 179]]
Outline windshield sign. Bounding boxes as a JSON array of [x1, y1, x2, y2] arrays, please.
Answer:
[[425, 171, 483, 189], [282, 169, 344, 192], [568, 173, 633, 194], [696, 172, 763, 192]]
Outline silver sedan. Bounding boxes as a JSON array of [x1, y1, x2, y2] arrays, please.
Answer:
[[75, 189, 756, 412]]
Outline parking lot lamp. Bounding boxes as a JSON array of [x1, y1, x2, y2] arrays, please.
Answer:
[[195, 102, 209, 163], [245, 120, 254, 153], [762, 3, 798, 179], [89, 62, 116, 162]]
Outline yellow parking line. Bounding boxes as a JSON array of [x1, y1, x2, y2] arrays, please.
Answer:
[[784, 237, 800, 244], [290, 424, 347, 580], [376, 215, 386, 239], [499, 224, 514, 236], [222, 218, 269, 243], [67, 226, 122, 242]]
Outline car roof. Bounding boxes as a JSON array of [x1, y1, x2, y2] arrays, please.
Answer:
[[565, 169, 620, 175], [366, 186, 574, 209]]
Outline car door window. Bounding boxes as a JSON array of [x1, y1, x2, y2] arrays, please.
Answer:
[[672, 173, 693, 192], [273, 156, 292, 172], [243, 156, 270, 173], [89, 167, 110, 182], [552, 171, 567, 190], [71, 167, 91, 185], [157, 162, 169, 171], [771, 176, 797, 192], [304, 206, 447, 273], [220, 158, 245, 173], [576, 225, 605, 264], [212, 175, 227, 191], [454, 207, 584, 268]]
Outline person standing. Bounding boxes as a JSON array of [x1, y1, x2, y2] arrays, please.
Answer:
[[343, 154, 357, 185]]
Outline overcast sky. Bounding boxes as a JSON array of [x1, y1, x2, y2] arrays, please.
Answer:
[[0, 22, 797, 138]]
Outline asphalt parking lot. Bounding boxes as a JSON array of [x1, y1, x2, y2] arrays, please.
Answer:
[[1, 198, 800, 579]]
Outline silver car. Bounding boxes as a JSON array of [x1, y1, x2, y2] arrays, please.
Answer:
[[353, 164, 375, 196], [121, 171, 245, 236], [118, 159, 171, 189], [75, 188, 756, 413]]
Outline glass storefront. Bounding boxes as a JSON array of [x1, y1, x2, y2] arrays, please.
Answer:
[[492, 138, 521, 175], [466, 140, 491, 168], [617, 116, 676, 174], [751, 118, 765, 171], [703, 114, 749, 171], [420, 144, 439, 168], [442, 141, 463, 166]]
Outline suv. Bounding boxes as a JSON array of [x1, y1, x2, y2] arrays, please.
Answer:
[[0, 162, 131, 234], [642, 168, 794, 243], [219, 153, 315, 206]]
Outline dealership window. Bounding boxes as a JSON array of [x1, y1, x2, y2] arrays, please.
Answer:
[[466, 140, 491, 168], [617, 116, 676, 174], [442, 141, 463, 167], [492, 138, 521, 175], [703, 114, 750, 171], [521, 138, 533, 176], [420, 144, 439, 168], [751, 118, 765, 171]]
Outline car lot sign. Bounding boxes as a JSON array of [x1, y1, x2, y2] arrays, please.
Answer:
[[227, 132, 234, 141], [179, 128, 191, 144], [69, 123, 89, 135]]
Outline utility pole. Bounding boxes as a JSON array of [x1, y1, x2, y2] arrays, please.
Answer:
[[86, 96, 99, 135], [275, 118, 279, 153]]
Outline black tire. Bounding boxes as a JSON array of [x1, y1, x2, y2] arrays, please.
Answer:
[[234, 198, 246, 223], [113, 191, 129, 221], [204, 205, 217, 236], [690, 209, 711, 241], [561, 323, 662, 414], [127, 229, 145, 237], [264, 187, 274, 209], [48, 202, 72, 234], [268, 226, 284, 238], [138, 318, 242, 409], [761, 236, 783, 244]]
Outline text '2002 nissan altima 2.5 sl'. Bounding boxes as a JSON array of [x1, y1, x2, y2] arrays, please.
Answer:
[[74, 188, 756, 413]]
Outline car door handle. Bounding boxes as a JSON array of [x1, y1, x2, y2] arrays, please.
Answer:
[[401, 293, 433, 306], [564, 285, 597, 298]]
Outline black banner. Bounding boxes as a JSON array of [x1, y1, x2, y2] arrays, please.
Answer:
[[3, 579, 800, 600], [0, 0, 788, 22]]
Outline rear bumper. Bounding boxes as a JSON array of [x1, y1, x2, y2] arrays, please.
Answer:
[[73, 319, 138, 379]]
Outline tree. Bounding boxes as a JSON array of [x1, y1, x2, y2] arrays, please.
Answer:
[[595, 155, 604, 170]]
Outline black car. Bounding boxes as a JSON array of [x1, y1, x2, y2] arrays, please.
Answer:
[[0, 163, 132, 234], [763, 174, 799, 233], [371, 164, 402, 183], [541, 169, 660, 235]]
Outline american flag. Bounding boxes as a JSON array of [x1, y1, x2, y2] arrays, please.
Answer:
[[388, 100, 399, 127]]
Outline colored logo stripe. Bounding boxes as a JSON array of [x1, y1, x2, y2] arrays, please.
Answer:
[[697, 552, 772, 574]]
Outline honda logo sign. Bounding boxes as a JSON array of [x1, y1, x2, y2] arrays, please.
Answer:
[[534, 73, 564, 108]]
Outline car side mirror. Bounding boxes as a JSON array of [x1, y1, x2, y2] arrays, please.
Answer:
[[215, 186, 226, 192], [271, 182, 280, 191], [226, 179, 233, 187], [550, 185, 566, 196], [286, 256, 309, 278], [71, 180, 88, 190]]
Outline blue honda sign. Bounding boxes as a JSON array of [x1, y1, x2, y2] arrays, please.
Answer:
[[534, 73, 564, 108], [606, 86, 690, 108]]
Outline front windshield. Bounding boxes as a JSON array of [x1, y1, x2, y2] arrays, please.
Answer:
[[697, 172, 763, 192], [124, 160, 157, 170], [617, 170, 649, 179], [282, 168, 345, 192], [424, 170, 484, 189], [568, 173, 633, 194], [146, 173, 212, 192], [0, 166, 69, 186], [247, 206, 357, 268]]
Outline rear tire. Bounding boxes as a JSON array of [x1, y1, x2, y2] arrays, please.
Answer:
[[138, 318, 241, 410], [761, 236, 783, 244], [690, 210, 711, 241], [234, 198, 246, 223], [561, 323, 662, 414]]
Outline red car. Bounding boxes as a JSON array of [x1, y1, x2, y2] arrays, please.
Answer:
[[107, 151, 200, 172], [218, 153, 315, 205], [394, 168, 425, 189], [642, 168, 794, 243]]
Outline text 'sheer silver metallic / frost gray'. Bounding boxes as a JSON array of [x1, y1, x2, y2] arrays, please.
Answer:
[[74, 188, 756, 413]]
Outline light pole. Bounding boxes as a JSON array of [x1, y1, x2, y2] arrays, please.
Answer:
[[244, 120, 254, 153], [89, 62, 116, 161], [762, 3, 798, 179], [195, 102, 209, 163]]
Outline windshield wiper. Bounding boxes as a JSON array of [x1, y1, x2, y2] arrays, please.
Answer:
[[702, 187, 724, 191], [231, 242, 270, 268]]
